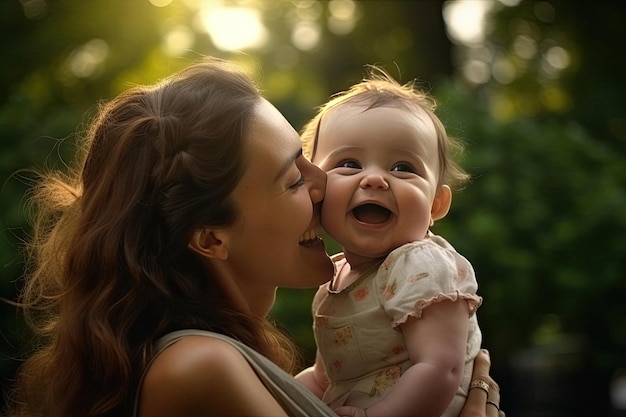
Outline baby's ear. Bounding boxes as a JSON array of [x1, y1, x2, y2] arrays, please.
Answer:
[[431, 185, 452, 221], [188, 228, 229, 260]]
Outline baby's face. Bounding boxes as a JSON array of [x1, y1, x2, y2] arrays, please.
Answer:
[[313, 103, 448, 266]]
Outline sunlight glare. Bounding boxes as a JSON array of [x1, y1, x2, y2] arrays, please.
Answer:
[[544, 46, 570, 70], [199, 7, 268, 51], [492, 58, 516, 84], [291, 21, 321, 51], [67, 39, 109, 79], [162, 25, 195, 56], [462, 60, 491, 85], [496, 0, 521, 6], [513, 35, 537, 60], [149, 0, 173, 7], [328, 0, 358, 35], [442, 0, 494, 45]]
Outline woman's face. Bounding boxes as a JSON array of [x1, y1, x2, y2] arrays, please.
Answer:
[[222, 99, 333, 296]]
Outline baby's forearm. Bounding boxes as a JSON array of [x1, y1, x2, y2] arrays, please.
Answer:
[[365, 362, 460, 417]]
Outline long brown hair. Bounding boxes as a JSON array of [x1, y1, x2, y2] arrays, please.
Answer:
[[8, 58, 299, 417]]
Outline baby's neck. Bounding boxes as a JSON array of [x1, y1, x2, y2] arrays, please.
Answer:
[[332, 252, 384, 291], [342, 249, 387, 272]]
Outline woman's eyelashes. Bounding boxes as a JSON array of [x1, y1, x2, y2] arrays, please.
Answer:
[[290, 174, 306, 189]]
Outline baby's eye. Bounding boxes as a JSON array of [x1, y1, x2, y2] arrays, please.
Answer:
[[338, 160, 361, 169], [391, 162, 415, 173]]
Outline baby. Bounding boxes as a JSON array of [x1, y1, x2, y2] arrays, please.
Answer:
[[296, 67, 483, 417]]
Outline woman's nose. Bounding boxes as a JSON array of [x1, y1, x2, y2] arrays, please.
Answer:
[[359, 172, 390, 190], [305, 160, 327, 204]]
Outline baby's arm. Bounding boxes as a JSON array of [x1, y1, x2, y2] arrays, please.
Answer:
[[335, 299, 469, 417], [296, 350, 330, 399]]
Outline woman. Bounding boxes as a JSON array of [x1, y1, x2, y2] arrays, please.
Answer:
[[6, 58, 501, 417]]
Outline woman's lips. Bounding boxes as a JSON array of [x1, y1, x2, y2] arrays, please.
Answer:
[[299, 225, 322, 245]]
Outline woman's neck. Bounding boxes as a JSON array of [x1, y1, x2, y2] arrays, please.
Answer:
[[207, 259, 277, 318]]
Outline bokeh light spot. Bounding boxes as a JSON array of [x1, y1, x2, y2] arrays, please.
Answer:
[[199, 7, 268, 51]]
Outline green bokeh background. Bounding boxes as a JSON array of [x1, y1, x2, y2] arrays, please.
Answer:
[[1, 1, 624, 415]]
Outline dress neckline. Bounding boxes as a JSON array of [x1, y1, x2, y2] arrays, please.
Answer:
[[327, 257, 381, 294]]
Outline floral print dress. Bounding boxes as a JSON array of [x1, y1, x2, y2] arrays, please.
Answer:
[[312, 234, 483, 416]]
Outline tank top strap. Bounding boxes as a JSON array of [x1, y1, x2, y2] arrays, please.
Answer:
[[133, 329, 335, 417]]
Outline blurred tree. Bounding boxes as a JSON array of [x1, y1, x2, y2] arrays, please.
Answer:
[[434, 1, 626, 414], [435, 82, 626, 415]]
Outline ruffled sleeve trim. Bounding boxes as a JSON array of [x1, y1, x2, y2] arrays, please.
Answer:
[[392, 290, 482, 329]]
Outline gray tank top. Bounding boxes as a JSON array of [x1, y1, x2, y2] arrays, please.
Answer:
[[133, 329, 336, 417]]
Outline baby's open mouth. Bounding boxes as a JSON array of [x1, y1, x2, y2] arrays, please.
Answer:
[[352, 204, 391, 224]]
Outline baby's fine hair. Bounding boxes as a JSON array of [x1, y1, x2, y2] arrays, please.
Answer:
[[301, 65, 469, 188]]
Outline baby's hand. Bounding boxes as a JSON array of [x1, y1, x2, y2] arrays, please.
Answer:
[[333, 405, 368, 417]]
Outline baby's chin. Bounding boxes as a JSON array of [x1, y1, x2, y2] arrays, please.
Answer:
[[342, 247, 392, 265]]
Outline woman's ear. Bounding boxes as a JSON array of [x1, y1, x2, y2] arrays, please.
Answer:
[[188, 228, 229, 260], [431, 185, 452, 222]]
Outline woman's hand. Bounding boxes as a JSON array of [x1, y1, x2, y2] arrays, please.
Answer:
[[460, 349, 504, 417]]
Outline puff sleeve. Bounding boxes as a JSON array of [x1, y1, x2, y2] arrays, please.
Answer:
[[375, 236, 482, 329]]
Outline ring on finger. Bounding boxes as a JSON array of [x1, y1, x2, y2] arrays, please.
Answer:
[[469, 379, 490, 395], [487, 400, 500, 411]]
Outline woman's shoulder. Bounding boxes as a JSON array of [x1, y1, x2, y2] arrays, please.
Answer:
[[138, 335, 288, 417], [146, 335, 246, 381], [138, 336, 243, 411]]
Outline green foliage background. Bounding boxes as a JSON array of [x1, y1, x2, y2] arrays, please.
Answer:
[[1, 1, 624, 415]]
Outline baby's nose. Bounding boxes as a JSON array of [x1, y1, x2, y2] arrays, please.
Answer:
[[359, 173, 390, 190]]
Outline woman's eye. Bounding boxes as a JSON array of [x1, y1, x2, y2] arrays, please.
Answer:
[[290, 175, 305, 189], [338, 160, 360, 169], [391, 163, 415, 173]]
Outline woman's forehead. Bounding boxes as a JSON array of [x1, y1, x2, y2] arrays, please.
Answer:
[[240, 99, 301, 182], [249, 99, 296, 138]]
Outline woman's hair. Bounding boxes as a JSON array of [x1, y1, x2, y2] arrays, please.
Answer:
[[301, 65, 469, 189], [8, 58, 299, 417]]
